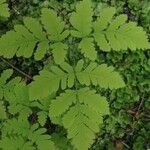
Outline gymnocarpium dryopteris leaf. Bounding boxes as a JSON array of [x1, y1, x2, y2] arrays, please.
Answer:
[[70, 0, 150, 60], [70, 0, 97, 61], [4, 82, 33, 120], [49, 88, 109, 150], [41, 8, 69, 64], [93, 7, 150, 51], [0, 69, 52, 126], [0, 70, 33, 121], [29, 62, 75, 100], [29, 60, 125, 100], [0, 70, 32, 121], [0, 69, 13, 99], [31, 94, 56, 126], [1, 0, 150, 150], [0, 119, 56, 150], [75, 60, 125, 89], [0, 101, 6, 119], [0, 8, 68, 64], [29, 58, 125, 149], [0, 0, 10, 18], [0, 0, 149, 62]]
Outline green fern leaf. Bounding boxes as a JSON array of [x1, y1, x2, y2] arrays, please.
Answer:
[[0, 101, 6, 119], [0, 9, 69, 64], [70, 0, 93, 37], [51, 42, 68, 64], [29, 62, 75, 100], [31, 95, 55, 126], [51, 133, 72, 150], [0, 69, 13, 99], [70, 0, 96, 61], [0, 73, 33, 120], [0, 69, 13, 85], [94, 7, 116, 32], [28, 123, 55, 150], [5, 82, 32, 119], [0, 0, 10, 18], [0, 17, 50, 60], [49, 90, 76, 117], [3, 76, 21, 100], [93, 7, 150, 51], [41, 8, 69, 64], [78, 38, 97, 60], [1, 118, 56, 150], [76, 60, 125, 89], [41, 8, 69, 41], [2, 118, 30, 137], [29, 60, 124, 100], [37, 111, 47, 126], [0, 136, 35, 150], [23, 16, 50, 60], [49, 88, 109, 150], [63, 104, 101, 150], [1, 1, 149, 149]]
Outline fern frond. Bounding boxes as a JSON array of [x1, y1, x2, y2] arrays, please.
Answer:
[[0, 8, 69, 64], [0, 71, 33, 119], [0, 69, 13, 85], [5, 83, 32, 119], [0, 17, 50, 60], [2, 118, 30, 137], [30, 59, 124, 100], [76, 60, 125, 89], [28, 123, 55, 150], [78, 38, 97, 60], [94, 7, 116, 32], [63, 104, 101, 150], [37, 111, 47, 126], [70, 0, 93, 37], [0, 136, 35, 150], [41, 8, 69, 64], [23, 17, 49, 60], [51, 42, 68, 64], [1, 118, 56, 150], [0, 101, 6, 119], [94, 7, 150, 51], [51, 133, 72, 150], [41, 8, 69, 41], [0, 0, 10, 18], [29, 62, 75, 100], [31, 95, 55, 126], [0, 69, 13, 99], [49, 90, 76, 117], [3, 76, 21, 100], [49, 87, 109, 150], [1, 1, 149, 150]]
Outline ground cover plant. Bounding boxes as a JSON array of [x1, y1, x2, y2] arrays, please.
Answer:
[[0, 0, 150, 150]]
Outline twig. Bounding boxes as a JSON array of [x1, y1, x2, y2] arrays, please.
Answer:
[[122, 141, 130, 149], [0, 57, 32, 80], [12, 6, 20, 15], [137, 94, 145, 112]]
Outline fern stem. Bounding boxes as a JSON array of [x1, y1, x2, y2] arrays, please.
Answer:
[[137, 94, 145, 112], [122, 141, 130, 149], [0, 57, 33, 80]]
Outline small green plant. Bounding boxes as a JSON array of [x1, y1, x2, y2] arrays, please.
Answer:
[[0, 118, 55, 150], [0, 0, 150, 149]]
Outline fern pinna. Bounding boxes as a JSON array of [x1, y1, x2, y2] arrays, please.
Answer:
[[0, 0, 9, 19], [0, 0, 149, 150]]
